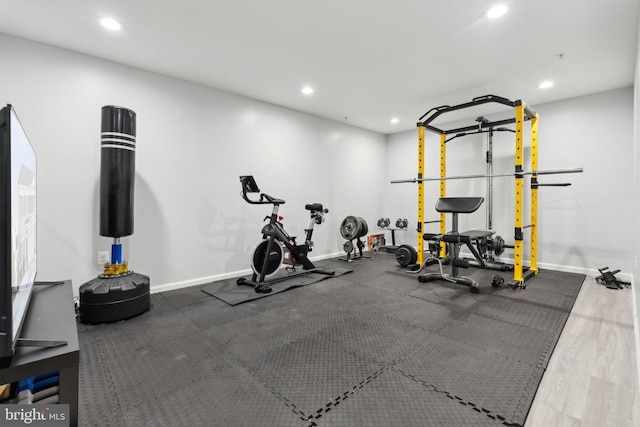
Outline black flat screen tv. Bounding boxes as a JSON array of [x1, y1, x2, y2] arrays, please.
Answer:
[[0, 104, 37, 367]]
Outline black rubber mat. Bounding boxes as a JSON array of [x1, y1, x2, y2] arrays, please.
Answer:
[[201, 265, 353, 305], [317, 368, 503, 426], [78, 252, 584, 426]]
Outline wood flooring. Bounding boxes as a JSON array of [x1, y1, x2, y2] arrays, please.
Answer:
[[526, 276, 640, 426]]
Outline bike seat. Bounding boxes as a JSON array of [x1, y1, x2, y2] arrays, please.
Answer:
[[305, 203, 323, 212], [262, 193, 285, 205]]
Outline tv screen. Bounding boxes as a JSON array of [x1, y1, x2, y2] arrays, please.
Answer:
[[0, 104, 37, 366]]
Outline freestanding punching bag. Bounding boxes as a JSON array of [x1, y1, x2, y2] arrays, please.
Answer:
[[79, 106, 151, 324], [100, 105, 135, 240]]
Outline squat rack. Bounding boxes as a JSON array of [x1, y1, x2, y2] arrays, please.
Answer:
[[394, 94, 580, 287]]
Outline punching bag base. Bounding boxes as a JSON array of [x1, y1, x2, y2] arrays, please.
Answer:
[[78, 272, 150, 324]]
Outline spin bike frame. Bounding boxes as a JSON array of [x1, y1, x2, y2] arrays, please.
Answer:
[[238, 176, 333, 293]]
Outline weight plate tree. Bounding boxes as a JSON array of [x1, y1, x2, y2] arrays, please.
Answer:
[[340, 216, 369, 261]]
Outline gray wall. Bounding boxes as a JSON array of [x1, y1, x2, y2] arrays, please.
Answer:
[[0, 32, 636, 298], [0, 33, 386, 294], [384, 88, 634, 276]]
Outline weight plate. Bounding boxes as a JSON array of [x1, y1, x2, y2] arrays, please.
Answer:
[[354, 218, 363, 238], [343, 240, 354, 254], [493, 235, 505, 256], [340, 216, 359, 240], [357, 217, 368, 237], [251, 239, 283, 277], [395, 244, 417, 267]]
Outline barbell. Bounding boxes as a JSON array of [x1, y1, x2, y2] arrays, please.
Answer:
[[390, 167, 583, 184], [396, 234, 514, 268]]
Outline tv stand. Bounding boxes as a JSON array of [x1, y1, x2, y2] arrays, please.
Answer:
[[15, 338, 67, 348], [34, 281, 66, 286], [0, 280, 79, 426]]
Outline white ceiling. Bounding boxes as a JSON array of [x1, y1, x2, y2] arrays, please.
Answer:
[[0, 0, 638, 134]]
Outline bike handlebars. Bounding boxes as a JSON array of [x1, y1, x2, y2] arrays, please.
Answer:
[[240, 175, 286, 205], [240, 190, 286, 205]]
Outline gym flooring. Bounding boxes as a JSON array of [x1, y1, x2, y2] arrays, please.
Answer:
[[78, 252, 587, 426]]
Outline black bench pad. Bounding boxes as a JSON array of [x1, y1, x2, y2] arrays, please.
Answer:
[[435, 197, 484, 214]]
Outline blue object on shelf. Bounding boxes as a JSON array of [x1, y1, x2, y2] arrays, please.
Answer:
[[16, 370, 59, 393]]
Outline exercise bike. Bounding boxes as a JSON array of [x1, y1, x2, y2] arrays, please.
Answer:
[[237, 175, 335, 293]]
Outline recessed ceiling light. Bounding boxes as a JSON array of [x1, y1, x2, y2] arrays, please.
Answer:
[[538, 80, 554, 89], [302, 86, 314, 95], [390, 118, 399, 124], [486, 4, 508, 19], [100, 17, 122, 31]]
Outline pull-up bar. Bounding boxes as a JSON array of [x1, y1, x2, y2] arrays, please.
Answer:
[[419, 94, 538, 134], [443, 126, 515, 144]]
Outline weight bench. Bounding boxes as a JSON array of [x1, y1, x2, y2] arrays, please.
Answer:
[[419, 197, 485, 293]]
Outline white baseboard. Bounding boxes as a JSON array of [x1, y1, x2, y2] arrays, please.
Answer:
[[533, 261, 630, 280], [150, 269, 252, 294], [150, 251, 345, 294]]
